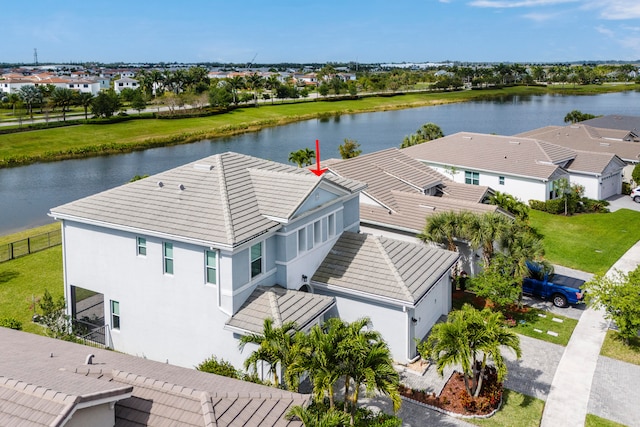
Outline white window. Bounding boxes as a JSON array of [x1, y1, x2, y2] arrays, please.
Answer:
[[137, 237, 146, 256], [499, 176, 505, 185], [298, 228, 306, 253], [251, 242, 262, 278], [465, 171, 480, 185], [328, 214, 336, 237], [314, 220, 321, 245], [163, 242, 173, 275], [205, 250, 217, 284], [111, 300, 120, 330]]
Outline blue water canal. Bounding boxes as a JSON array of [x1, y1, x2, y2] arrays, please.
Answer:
[[2, 91, 640, 235]]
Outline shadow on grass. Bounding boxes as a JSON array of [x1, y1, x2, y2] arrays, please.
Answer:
[[611, 333, 640, 352], [0, 270, 19, 284], [516, 393, 536, 409]]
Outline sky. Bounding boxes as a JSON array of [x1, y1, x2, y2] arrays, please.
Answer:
[[3, 0, 640, 65]]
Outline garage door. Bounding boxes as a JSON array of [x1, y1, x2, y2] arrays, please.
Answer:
[[414, 281, 445, 340], [601, 173, 620, 200]]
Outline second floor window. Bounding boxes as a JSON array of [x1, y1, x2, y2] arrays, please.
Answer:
[[251, 242, 262, 278], [205, 250, 217, 284], [163, 243, 173, 275], [137, 237, 146, 256], [465, 171, 480, 185]]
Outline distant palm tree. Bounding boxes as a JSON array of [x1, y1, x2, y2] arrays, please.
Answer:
[[227, 75, 246, 105], [76, 92, 94, 119], [288, 148, 316, 168], [50, 88, 75, 121]]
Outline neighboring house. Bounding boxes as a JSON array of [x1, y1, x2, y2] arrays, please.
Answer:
[[0, 72, 100, 95], [519, 118, 640, 183], [326, 148, 506, 275], [49, 152, 458, 368], [402, 132, 624, 202], [0, 327, 306, 427], [113, 77, 139, 94]]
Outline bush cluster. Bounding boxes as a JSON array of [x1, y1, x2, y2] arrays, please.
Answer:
[[0, 318, 22, 330], [529, 197, 609, 215]]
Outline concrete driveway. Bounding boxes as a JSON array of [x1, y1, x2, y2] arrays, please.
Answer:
[[606, 194, 640, 212]]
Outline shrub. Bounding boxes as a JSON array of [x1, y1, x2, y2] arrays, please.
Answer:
[[622, 181, 632, 195], [196, 356, 240, 379], [0, 318, 22, 330]]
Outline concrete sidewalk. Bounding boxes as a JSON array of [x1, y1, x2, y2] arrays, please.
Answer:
[[540, 240, 640, 427]]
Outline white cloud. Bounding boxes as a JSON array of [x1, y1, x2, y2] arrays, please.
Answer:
[[522, 11, 562, 21], [583, 0, 640, 19], [469, 0, 577, 8], [595, 25, 615, 38]]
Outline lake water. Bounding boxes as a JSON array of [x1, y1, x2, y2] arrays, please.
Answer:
[[3, 91, 640, 235]]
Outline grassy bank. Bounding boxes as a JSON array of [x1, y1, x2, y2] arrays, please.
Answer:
[[1, 84, 636, 168]]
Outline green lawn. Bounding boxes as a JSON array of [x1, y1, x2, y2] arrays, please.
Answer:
[[0, 246, 64, 334], [467, 389, 545, 427], [529, 209, 640, 274], [0, 84, 634, 168], [585, 414, 628, 427], [600, 330, 640, 366]]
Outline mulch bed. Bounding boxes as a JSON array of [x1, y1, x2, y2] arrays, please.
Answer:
[[399, 365, 503, 416]]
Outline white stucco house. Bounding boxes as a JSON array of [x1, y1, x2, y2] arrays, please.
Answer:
[[113, 77, 139, 94], [49, 152, 458, 369], [402, 132, 625, 202]]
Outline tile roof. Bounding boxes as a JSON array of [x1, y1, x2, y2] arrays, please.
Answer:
[[0, 328, 307, 427], [50, 152, 365, 248], [312, 231, 458, 305], [565, 150, 625, 175], [225, 286, 335, 334], [360, 190, 506, 233], [401, 132, 572, 180], [517, 124, 640, 163], [580, 114, 640, 132]]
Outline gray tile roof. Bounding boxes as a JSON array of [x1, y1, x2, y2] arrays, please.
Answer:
[[0, 328, 307, 427], [401, 132, 572, 180], [566, 150, 626, 175], [580, 114, 640, 132], [312, 231, 458, 305], [225, 286, 335, 334], [50, 152, 366, 248], [360, 190, 506, 234], [517, 124, 640, 163]]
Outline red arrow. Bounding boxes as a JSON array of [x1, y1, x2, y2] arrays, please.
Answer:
[[309, 139, 328, 176]]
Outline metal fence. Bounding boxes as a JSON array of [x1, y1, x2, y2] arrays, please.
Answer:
[[0, 229, 62, 263]]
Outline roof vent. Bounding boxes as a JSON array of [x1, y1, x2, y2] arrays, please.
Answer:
[[194, 163, 214, 171], [157, 181, 164, 188], [509, 141, 520, 145], [462, 136, 473, 140], [178, 184, 185, 191], [419, 204, 436, 210], [85, 354, 95, 365], [600, 142, 610, 146]]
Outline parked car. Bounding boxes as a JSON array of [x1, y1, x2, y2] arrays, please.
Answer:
[[630, 187, 640, 203], [523, 262, 586, 307]]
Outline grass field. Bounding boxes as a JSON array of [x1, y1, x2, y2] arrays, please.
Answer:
[[529, 209, 640, 274], [601, 330, 640, 366], [585, 414, 628, 427], [0, 246, 63, 334], [1, 84, 635, 167], [467, 389, 544, 427]]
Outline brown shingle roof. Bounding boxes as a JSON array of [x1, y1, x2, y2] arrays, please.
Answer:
[[312, 231, 458, 305]]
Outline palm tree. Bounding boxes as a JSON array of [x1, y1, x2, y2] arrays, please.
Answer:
[[265, 74, 281, 104], [247, 73, 264, 106], [288, 148, 316, 168], [239, 317, 299, 389], [426, 304, 520, 397], [50, 88, 75, 121], [227, 75, 245, 105], [465, 212, 511, 266], [418, 211, 469, 252], [18, 86, 43, 120], [336, 317, 400, 424], [76, 92, 94, 119], [473, 309, 521, 397]]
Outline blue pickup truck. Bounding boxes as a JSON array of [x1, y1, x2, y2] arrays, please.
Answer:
[[523, 264, 586, 308]]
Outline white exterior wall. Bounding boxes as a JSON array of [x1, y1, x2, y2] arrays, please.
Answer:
[[322, 292, 411, 362], [429, 164, 549, 203], [413, 274, 451, 340], [62, 221, 250, 369], [569, 174, 600, 200], [66, 403, 115, 427]]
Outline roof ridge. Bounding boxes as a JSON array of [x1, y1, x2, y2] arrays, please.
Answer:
[[112, 370, 198, 397], [199, 391, 217, 427], [371, 236, 414, 302], [267, 288, 283, 327], [0, 376, 75, 403], [216, 155, 236, 244]]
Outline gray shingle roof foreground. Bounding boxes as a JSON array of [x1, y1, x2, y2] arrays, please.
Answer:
[[50, 152, 365, 248], [0, 328, 306, 427], [226, 286, 335, 334], [312, 231, 459, 305]]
